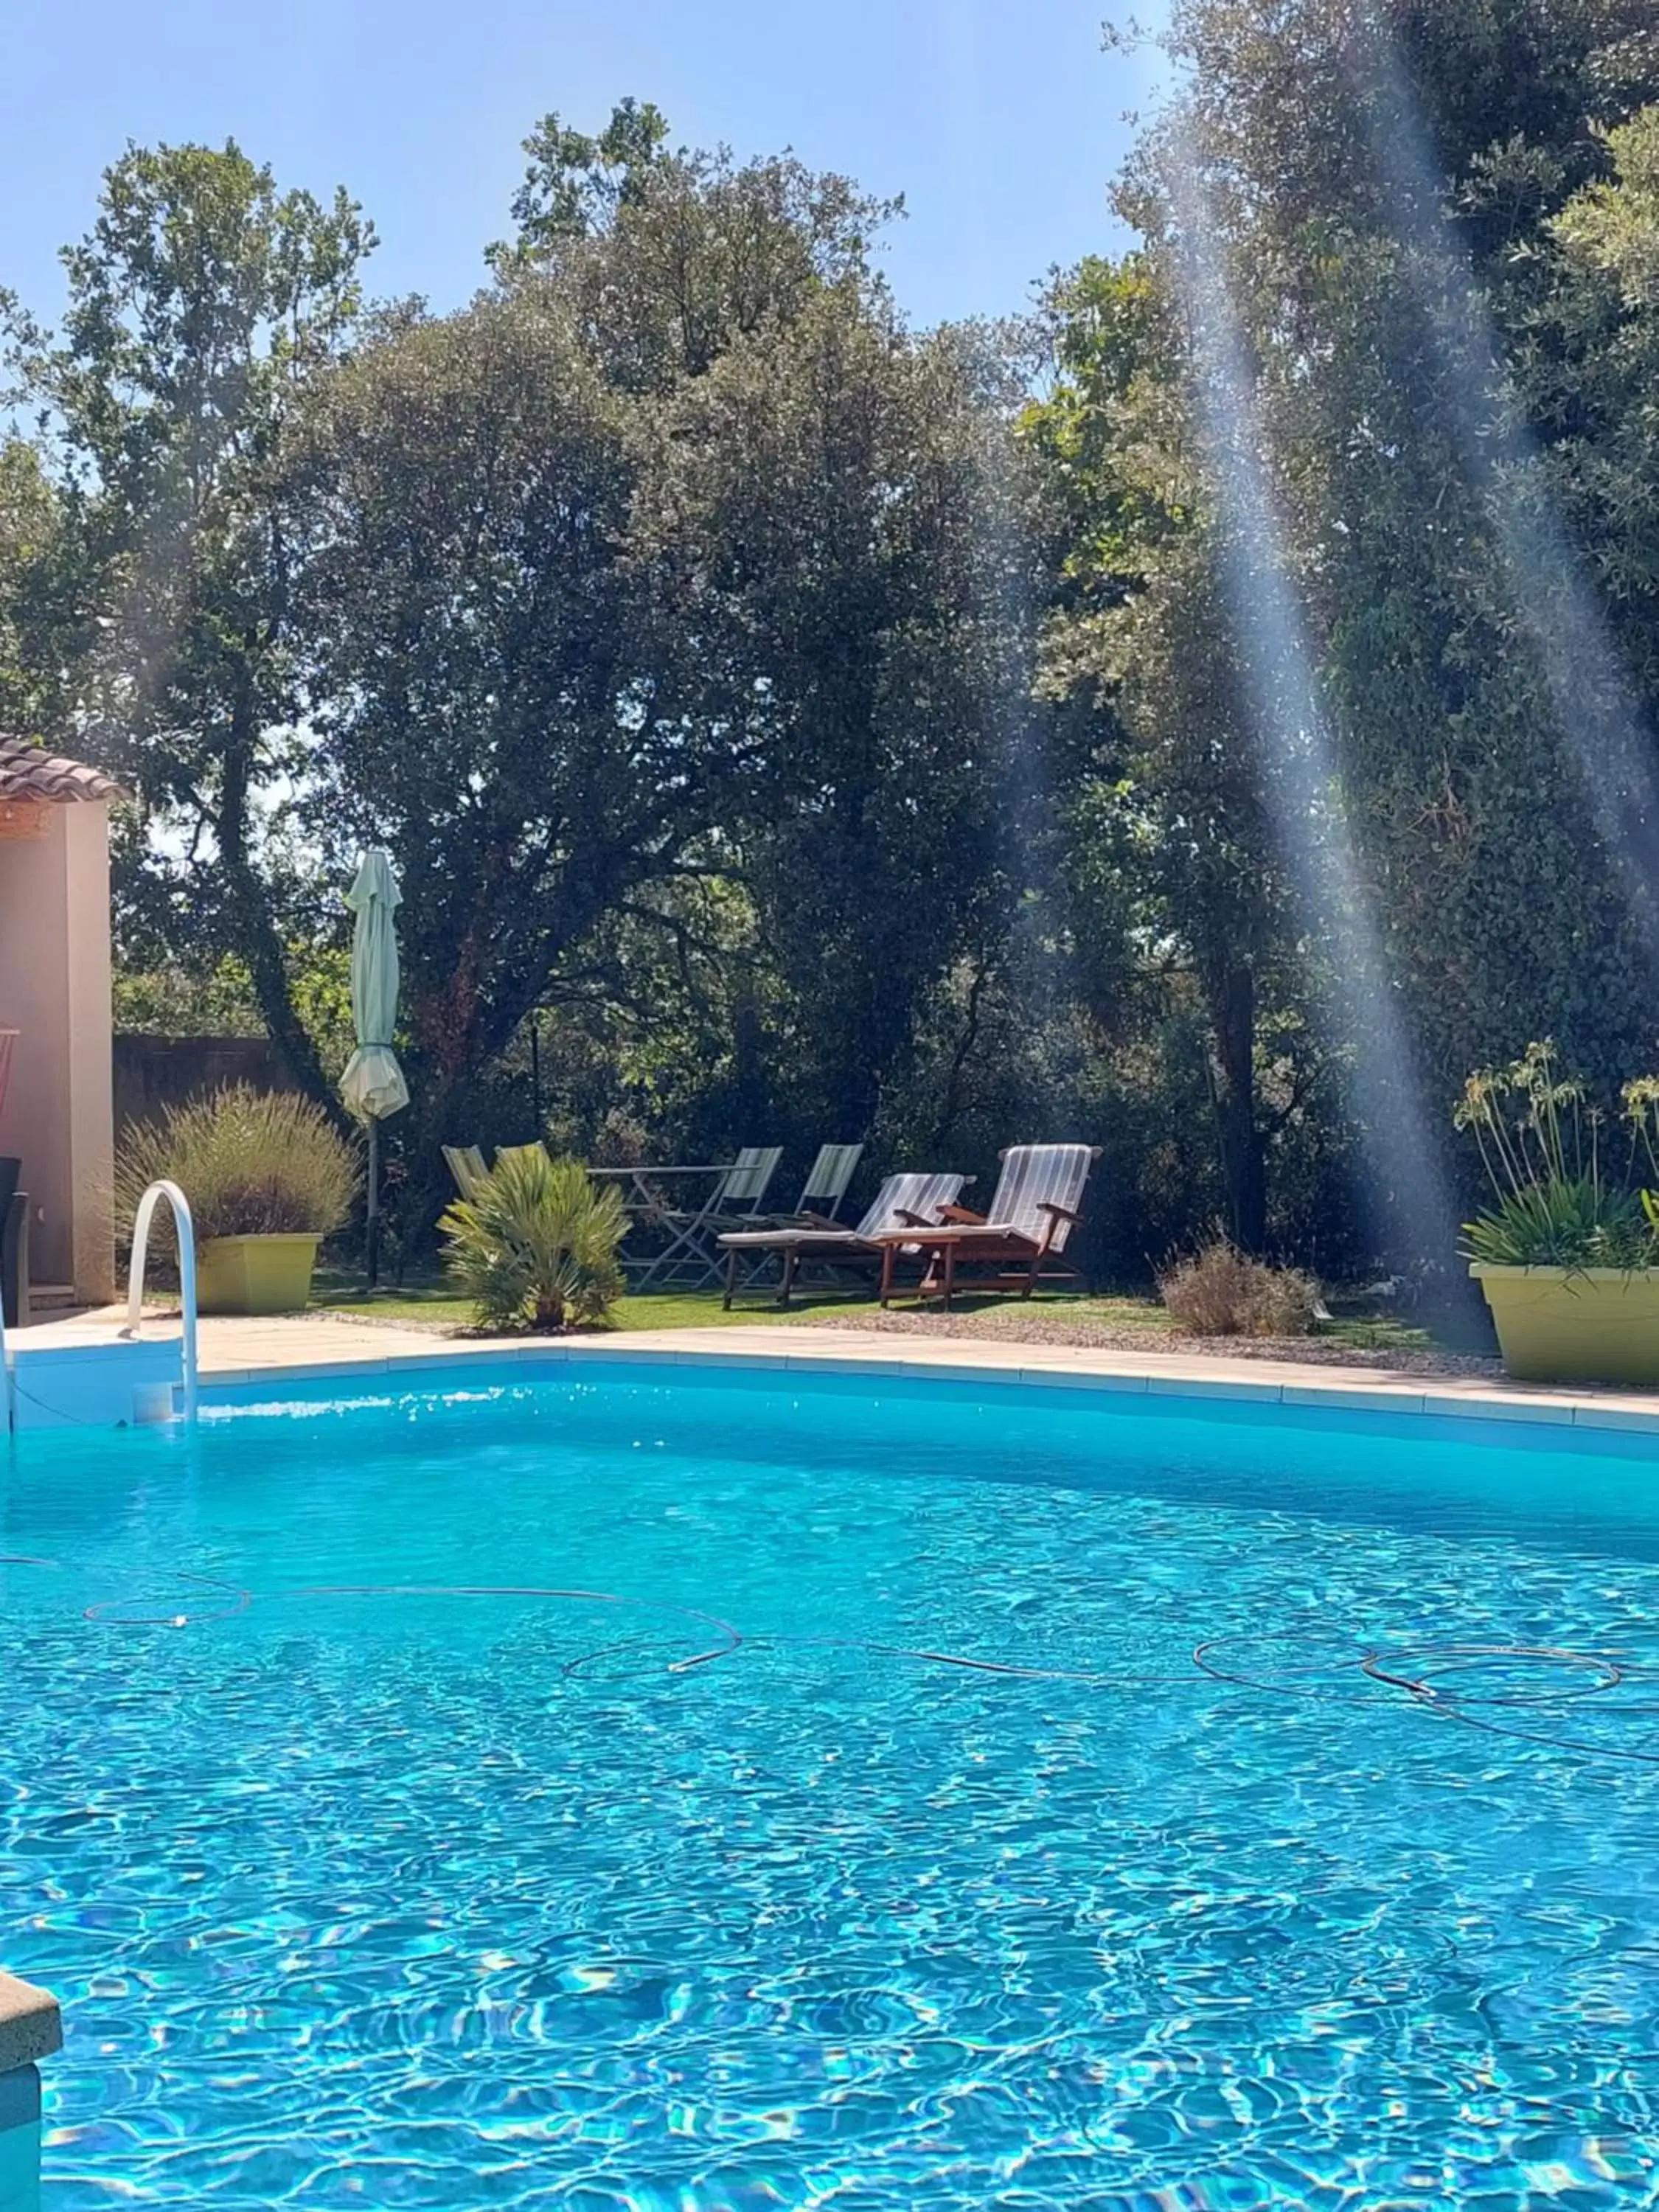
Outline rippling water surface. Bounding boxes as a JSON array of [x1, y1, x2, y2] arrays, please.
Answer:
[[8, 1362, 1659, 2207]]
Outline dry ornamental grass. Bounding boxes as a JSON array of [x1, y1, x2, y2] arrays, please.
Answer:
[[1159, 1240, 1322, 1338], [116, 1083, 359, 1250]]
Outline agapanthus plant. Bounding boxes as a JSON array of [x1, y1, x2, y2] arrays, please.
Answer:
[[1455, 1042, 1659, 1271]]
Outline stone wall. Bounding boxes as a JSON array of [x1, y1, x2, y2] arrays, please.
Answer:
[[114, 1034, 299, 1133]]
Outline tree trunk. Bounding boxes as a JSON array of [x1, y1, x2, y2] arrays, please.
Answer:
[[1204, 959, 1267, 1253], [218, 687, 342, 1120], [827, 999, 886, 1142], [933, 956, 991, 1150], [728, 978, 771, 1138]]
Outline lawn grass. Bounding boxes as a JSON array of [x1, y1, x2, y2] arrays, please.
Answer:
[[312, 1266, 874, 1331], [312, 1268, 472, 1325], [310, 1266, 1441, 1353]]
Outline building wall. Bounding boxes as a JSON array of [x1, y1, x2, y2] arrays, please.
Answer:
[[65, 805, 115, 1301], [0, 804, 115, 1299]]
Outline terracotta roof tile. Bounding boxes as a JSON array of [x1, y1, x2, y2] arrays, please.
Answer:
[[0, 734, 128, 804]]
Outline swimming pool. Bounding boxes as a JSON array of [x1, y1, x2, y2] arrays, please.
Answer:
[[7, 1357, 1659, 2207]]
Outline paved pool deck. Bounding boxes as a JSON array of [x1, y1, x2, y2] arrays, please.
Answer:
[[14, 1308, 1659, 1433]]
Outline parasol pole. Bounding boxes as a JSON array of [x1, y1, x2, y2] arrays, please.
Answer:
[[366, 1116, 381, 1288]]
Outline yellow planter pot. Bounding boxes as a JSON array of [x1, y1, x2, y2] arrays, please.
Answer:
[[1471, 1263, 1659, 1386], [195, 1234, 321, 1318]]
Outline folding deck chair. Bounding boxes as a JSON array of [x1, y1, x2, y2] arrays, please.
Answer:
[[785, 1144, 865, 1225], [442, 1145, 490, 1202], [720, 1143, 866, 1290], [633, 1146, 785, 1289]]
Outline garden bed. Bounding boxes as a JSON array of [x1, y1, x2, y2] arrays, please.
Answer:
[[313, 1276, 1500, 1377]]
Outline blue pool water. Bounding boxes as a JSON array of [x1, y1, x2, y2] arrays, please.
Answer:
[[7, 1361, 1659, 2208]]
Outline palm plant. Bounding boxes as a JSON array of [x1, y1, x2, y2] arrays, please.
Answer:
[[440, 1149, 627, 1332]]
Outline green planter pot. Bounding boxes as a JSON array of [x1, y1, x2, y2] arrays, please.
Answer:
[[1470, 1263, 1659, 1386], [196, 1234, 321, 1317]]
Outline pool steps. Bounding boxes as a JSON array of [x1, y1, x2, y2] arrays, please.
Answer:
[[118, 1179, 199, 1422]]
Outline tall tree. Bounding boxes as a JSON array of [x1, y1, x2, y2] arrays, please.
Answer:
[[1119, 0, 1659, 1132], [284, 108, 918, 1147], [0, 437, 65, 732], [490, 101, 900, 389], [1027, 254, 1316, 1248], [5, 141, 375, 1098], [642, 296, 1032, 1141], [288, 288, 706, 1126], [1533, 104, 1659, 703]]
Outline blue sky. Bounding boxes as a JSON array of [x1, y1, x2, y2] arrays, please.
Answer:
[[3, 0, 1168, 333]]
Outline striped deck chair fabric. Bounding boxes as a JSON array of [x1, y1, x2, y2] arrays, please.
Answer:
[[855, 1171, 966, 1239], [796, 1143, 865, 1220], [716, 1147, 785, 1217], [979, 1144, 1096, 1249]]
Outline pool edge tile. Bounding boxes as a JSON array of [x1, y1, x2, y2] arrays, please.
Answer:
[[1145, 1375, 1285, 1404], [560, 1343, 686, 1366], [230, 1357, 394, 1385], [782, 1353, 942, 1380], [445, 1342, 571, 1366], [1016, 1368, 1150, 1394], [879, 1361, 1022, 1390], [651, 1349, 790, 1373], [1281, 1383, 1429, 1414], [0, 1971, 61, 2074], [1570, 1403, 1659, 1435], [1421, 1392, 1577, 1426]]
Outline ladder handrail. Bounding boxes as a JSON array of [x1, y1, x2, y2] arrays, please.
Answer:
[[0, 1284, 11, 1440], [119, 1179, 198, 1423]]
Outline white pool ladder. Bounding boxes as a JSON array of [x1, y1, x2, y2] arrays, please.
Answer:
[[119, 1179, 200, 1423], [0, 1284, 12, 1439]]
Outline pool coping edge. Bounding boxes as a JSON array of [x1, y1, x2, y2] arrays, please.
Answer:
[[192, 1335, 1659, 1436], [0, 1975, 60, 2077]]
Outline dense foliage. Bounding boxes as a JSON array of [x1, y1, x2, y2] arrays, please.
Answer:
[[10, 6, 1659, 1289]]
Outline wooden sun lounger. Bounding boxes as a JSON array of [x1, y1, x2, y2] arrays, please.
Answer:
[[720, 1171, 968, 1309], [872, 1144, 1101, 1310]]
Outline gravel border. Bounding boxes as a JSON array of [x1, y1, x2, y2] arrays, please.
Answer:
[[785, 1304, 1501, 1377]]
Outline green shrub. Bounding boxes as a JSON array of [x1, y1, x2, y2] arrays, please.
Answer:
[[1160, 1239, 1321, 1337], [440, 1149, 627, 1332], [116, 1083, 358, 1244]]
